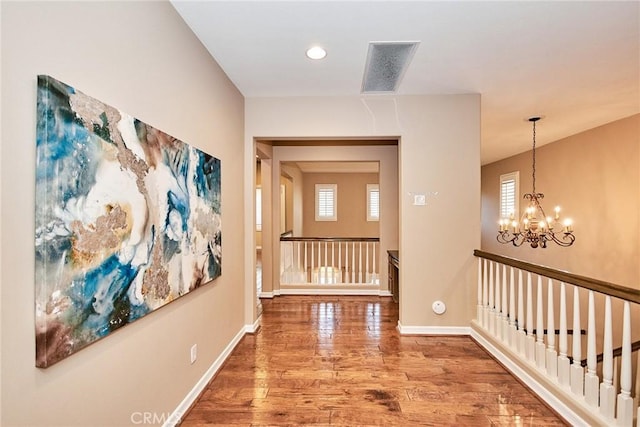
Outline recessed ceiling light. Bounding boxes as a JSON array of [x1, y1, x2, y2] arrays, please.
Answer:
[[306, 46, 327, 60]]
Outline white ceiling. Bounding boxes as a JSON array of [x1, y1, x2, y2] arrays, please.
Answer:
[[172, 1, 639, 165]]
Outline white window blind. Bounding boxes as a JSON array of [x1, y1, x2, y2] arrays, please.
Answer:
[[499, 172, 519, 219], [367, 184, 380, 221], [315, 184, 337, 221]]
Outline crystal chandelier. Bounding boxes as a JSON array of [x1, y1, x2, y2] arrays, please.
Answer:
[[497, 117, 575, 248]]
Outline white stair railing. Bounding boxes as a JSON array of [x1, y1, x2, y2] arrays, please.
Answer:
[[280, 237, 380, 287], [474, 250, 640, 427]]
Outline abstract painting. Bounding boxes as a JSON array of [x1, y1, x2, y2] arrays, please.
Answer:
[[35, 75, 221, 368]]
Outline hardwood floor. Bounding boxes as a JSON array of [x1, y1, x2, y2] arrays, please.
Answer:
[[181, 296, 567, 426]]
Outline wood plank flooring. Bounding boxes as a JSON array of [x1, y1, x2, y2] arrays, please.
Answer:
[[181, 296, 567, 426]]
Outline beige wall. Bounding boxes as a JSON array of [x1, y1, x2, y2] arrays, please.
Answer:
[[302, 172, 379, 238], [481, 114, 640, 289], [255, 160, 262, 248], [255, 143, 273, 298], [281, 163, 304, 236], [280, 174, 294, 233], [1, 2, 245, 426], [245, 96, 480, 328]]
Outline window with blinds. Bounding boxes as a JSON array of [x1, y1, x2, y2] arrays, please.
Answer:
[[315, 184, 337, 221], [367, 184, 380, 221], [499, 171, 519, 220]]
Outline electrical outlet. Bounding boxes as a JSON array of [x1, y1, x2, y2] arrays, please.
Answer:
[[190, 344, 197, 364]]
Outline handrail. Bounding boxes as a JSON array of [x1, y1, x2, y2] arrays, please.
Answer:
[[580, 340, 640, 367], [474, 249, 640, 305], [281, 236, 380, 242]]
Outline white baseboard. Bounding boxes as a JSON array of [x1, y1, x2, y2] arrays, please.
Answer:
[[163, 326, 246, 427], [396, 322, 471, 335], [258, 291, 274, 298], [470, 325, 591, 426], [278, 288, 386, 296], [245, 316, 261, 334]]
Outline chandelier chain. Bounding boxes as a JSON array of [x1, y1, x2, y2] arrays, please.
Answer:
[[532, 119, 536, 194]]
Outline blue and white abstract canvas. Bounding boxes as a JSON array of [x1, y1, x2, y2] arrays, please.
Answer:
[[35, 75, 221, 368]]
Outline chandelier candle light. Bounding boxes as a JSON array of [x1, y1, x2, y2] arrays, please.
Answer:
[[497, 117, 575, 248]]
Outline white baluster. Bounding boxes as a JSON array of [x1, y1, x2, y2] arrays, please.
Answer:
[[310, 241, 315, 283], [526, 273, 535, 362], [343, 242, 349, 283], [546, 279, 557, 379], [477, 258, 483, 323], [338, 242, 342, 282], [351, 242, 356, 283], [489, 261, 496, 336], [320, 241, 325, 283], [322, 241, 326, 284], [584, 291, 598, 407], [509, 267, 517, 348], [304, 242, 309, 283], [296, 241, 302, 281], [365, 242, 370, 283], [322, 241, 328, 284], [557, 282, 570, 387], [483, 259, 489, 329], [570, 286, 584, 397], [535, 275, 546, 370], [517, 269, 526, 356], [635, 345, 640, 417], [599, 296, 615, 419], [372, 242, 376, 283], [494, 262, 501, 339], [358, 242, 363, 283], [326, 241, 330, 283], [331, 242, 335, 283], [501, 265, 509, 342], [613, 355, 619, 402], [293, 241, 297, 282], [616, 301, 633, 426]]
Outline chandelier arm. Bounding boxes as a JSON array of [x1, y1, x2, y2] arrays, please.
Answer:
[[549, 232, 576, 247], [496, 231, 528, 247]]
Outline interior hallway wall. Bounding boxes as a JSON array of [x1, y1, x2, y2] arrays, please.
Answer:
[[246, 96, 480, 328], [302, 172, 380, 238], [1, 2, 245, 425]]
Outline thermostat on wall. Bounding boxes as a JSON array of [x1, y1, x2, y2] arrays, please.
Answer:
[[432, 300, 446, 315]]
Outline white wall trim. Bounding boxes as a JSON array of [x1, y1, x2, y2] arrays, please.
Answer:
[[244, 316, 261, 334], [470, 326, 590, 426], [396, 322, 471, 335], [164, 326, 246, 427], [258, 291, 274, 299]]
